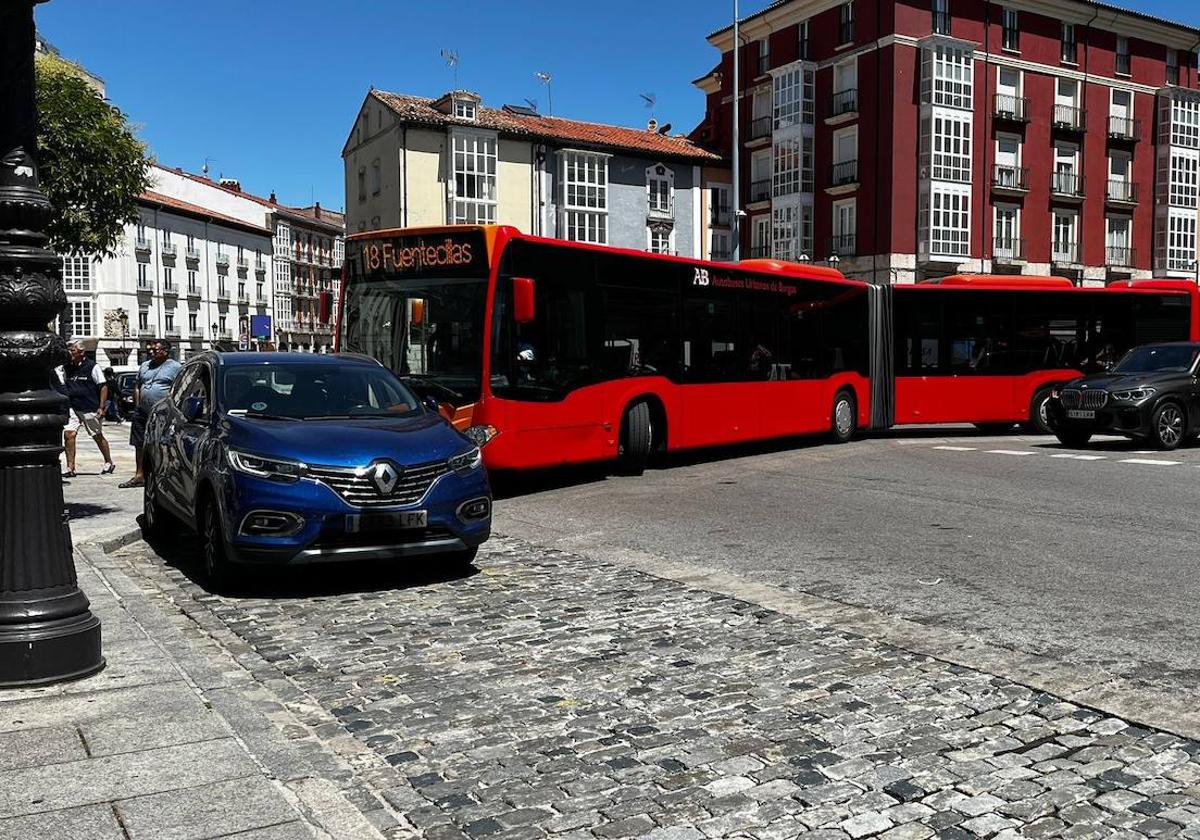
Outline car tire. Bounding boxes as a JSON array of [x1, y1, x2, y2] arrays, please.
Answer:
[[448, 547, 478, 571], [1024, 387, 1056, 434], [141, 460, 168, 537], [830, 390, 857, 444], [1054, 430, 1093, 448], [1150, 401, 1186, 451], [617, 401, 652, 475], [200, 495, 235, 590], [973, 423, 1016, 434]]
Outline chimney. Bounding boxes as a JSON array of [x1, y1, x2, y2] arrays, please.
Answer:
[[647, 118, 658, 133], [269, 191, 276, 204], [314, 201, 321, 219]]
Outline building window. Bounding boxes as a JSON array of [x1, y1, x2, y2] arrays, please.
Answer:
[[1167, 50, 1179, 86], [994, 205, 1020, 259], [1169, 153, 1199, 207], [451, 132, 498, 224], [162, 229, 172, 246], [189, 313, 198, 333], [931, 114, 971, 182], [371, 158, 381, 195], [137, 262, 147, 288], [832, 199, 856, 256], [773, 66, 806, 130], [1001, 8, 1018, 52], [772, 203, 801, 261], [1053, 211, 1079, 263], [1060, 23, 1077, 64], [832, 126, 858, 179], [62, 255, 92, 291], [757, 38, 770, 75], [1167, 213, 1197, 271], [357, 168, 366, 203], [773, 136, 802, 197], [137, 308, 148, 332], [932, 0, 950, 35], [1170, 97, 1200, 148], [163, 266, 172, 289], [560, 150, 608, 244], [453, 98, 477, 120], [648, 227, 672, 254], [802, 135, 815, 193], [798, 20, 810, 60], [839, 2, 854, 45], [187, 269, 197, 292], [647, 164, 674, 217], [930, 187, 970, 257], [1116, 37, 1130, 75], [922, 43, 973, 109], [67, 300, 94, 338]]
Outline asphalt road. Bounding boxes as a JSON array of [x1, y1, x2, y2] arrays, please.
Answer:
[[494, 428, 1200, 695]]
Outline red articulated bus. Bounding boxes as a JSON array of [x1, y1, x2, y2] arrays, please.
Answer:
[[337, 225, 873, 471], [337, 225, 1200, 470]]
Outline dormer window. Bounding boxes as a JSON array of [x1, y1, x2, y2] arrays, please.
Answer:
[[454, 98, 477, 120]]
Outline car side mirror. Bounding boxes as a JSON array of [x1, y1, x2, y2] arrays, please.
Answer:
[[513, 276, 536, 324], [183, 396, 205, 423], [423, 396, 440, 414]]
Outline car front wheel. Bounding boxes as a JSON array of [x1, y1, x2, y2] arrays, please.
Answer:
[[1150, 401, 1185, 451], [201, 496, 235, 589], [142, 460, 168, 537]]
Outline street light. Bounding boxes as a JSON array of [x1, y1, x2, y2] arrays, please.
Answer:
[[829, 254, 841, 269], [0, 0, 104, 686]]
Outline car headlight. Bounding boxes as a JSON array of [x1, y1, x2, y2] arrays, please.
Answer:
[[448, 446, 482, 474], [227, 449, 307, 482], [1111, 387, 1156, 402]]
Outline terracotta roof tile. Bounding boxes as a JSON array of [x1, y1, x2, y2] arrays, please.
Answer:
[[372, 90, 721, 162], [139, 190, 270, 235]]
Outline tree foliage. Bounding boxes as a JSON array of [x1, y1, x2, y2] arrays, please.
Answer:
[[35, 54, 150, 257]]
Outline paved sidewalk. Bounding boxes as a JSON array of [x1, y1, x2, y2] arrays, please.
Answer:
[[0, 455, 400, 838], [104, 533, 1200, 838], [59, 429, 141, 546]]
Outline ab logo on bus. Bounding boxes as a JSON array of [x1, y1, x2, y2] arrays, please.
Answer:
[[693, 268, 710, 287]]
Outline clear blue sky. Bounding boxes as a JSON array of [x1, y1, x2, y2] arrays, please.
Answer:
[[36, 0, 1200, 213]]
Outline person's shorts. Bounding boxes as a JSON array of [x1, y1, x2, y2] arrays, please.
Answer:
[[66, 410, 103, 438], [129, 408, 148, 449]]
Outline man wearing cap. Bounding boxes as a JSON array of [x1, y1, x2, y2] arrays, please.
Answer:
[[58, 339, 116, 478], [119, 340, 182, 489]]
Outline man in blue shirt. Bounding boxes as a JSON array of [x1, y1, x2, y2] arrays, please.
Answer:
[[119, 340, 183, 489]]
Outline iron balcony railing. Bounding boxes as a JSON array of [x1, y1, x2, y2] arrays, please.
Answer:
[[993, 237, 1025, 262], [1052, 241, 1079, 264], [749, 179, 772, 203], [829, 160, 859, 187], [1108, 115, 1140, 141], [1053, 104, 1086, 131], [992, 165, 1029, 191], [1106, 245, 1136, 267], [748, 244, 771, 258], [160, 243, 176, 258], [1107, 179, 1138, 203], [217, 287, 230, 302], [1051, 172, 1085, 198], [710, 205, 731, 226], [993, 94, 1029, 122], [710, 249, 732, 262], [185, 246, 200, 260], [187, 285, 201, 299], [828, 234, 857, 258], [134, 236, 151, 251], [748, 116, 772, 141], [829, 88, 858, 118], [162, 282, 177, 296]]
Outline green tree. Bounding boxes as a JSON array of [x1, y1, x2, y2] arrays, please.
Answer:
[[35, 54, 150, 257]]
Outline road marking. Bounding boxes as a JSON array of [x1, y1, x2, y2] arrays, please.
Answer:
[[1119, 458, 1181, 466], [932, 445, 977, 451], [986, 449, 1038, 456], [1051, 453, 1107, 460]]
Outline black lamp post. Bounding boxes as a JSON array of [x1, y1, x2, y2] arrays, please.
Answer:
[[0, 0, 103, 686]]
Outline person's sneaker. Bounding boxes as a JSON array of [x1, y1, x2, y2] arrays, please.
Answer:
[[101, 463, 116, 475], [118, 477, 144, 489]]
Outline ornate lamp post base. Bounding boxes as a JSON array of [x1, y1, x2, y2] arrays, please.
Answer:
[[0, 0, 103, 687]]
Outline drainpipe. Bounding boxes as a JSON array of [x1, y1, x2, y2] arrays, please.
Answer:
[[1083, 6, 1099, 281]]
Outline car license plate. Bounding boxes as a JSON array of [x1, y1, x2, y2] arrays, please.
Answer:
[[1066, 409, 1095, 420], [345, 510, 427, 533]]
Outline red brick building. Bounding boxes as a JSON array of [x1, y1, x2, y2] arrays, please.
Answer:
[[690, 0, 1200, 285]]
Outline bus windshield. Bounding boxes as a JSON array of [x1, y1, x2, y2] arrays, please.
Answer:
[[341, 275, 487, 405]]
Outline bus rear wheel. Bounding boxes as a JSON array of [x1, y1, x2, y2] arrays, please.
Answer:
[[830, 390, 857, 444], [617, 401, 652, 475]]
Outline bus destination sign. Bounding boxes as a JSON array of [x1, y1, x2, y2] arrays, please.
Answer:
[[358, 230, 487, 277]]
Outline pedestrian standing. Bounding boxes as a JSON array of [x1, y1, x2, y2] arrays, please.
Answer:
[[102, 366, 122, 422], [119, 340, 182, 489], [59, 339, 116, 478]]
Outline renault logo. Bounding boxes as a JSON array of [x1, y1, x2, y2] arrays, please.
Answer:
[[370, 462, 400, 495]]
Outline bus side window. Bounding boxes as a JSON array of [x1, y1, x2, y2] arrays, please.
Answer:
[[682, 299, 737, 383]]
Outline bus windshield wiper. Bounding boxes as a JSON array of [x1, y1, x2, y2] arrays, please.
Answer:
[[398, 374, 464, 401]]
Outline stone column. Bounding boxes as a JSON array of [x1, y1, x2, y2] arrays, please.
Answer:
[[0, 0, 103, 686]]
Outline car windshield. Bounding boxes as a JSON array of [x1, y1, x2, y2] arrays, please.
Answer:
[[221, 362, 421, 419], [1111, 345, 1199, 374]]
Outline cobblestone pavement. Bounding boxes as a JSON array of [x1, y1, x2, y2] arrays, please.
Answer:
[[111, 535, 1200, 839]]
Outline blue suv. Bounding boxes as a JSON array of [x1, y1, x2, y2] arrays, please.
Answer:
[[141, 352, 492, 585]]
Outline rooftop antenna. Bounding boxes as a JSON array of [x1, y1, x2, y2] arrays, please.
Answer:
[[440, 49, 460, 89], [201, 157, 217, 176], [524, 97, 538, 113], [536, 71, 553, 116], [639, 92, 656, 112]]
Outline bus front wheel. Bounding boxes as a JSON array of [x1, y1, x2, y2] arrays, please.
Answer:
[[617, 401, 653, 475], [830, 390, 857, 444]]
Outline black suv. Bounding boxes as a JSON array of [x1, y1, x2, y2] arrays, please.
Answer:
[[1048, 342, 1200, 450]]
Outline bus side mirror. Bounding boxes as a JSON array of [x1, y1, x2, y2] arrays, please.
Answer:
[[513, 276, 536, 324]]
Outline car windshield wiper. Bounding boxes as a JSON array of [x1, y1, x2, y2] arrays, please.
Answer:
[[239, 411, 303, 422]]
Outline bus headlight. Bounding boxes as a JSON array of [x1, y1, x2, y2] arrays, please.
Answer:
[[463, 425, 498, 448], [448, 447, 482, 473]]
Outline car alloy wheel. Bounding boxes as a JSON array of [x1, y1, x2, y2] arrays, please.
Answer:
[[1156, 403, 1184, 449], [143, 474, 158, 531], [202, 502, 230, 585]]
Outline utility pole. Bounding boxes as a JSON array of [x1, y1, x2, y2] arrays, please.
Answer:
[[0, 0, 104, 686], [731, 0, 741, 262]]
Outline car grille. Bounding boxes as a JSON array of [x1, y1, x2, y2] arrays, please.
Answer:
[[307, 460, 449, 508], [1060, 389, 1108, 410]]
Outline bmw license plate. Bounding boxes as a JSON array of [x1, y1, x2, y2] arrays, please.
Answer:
[[345, 511, 427, 533], [1066, 409, 1095, 420]]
